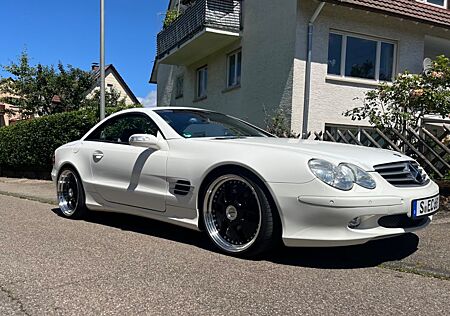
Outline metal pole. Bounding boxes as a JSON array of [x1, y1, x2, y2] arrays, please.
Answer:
[[302, 23, 314, 139], [301, 2, 325, 139], [100, 0, 106, 120]]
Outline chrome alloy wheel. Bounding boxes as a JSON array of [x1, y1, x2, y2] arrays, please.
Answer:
[[57, 169, 79, 216], [203, 175, 262, 253]]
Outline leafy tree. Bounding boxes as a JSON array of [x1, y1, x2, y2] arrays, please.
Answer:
[[81, 88, 142, 121], [0, 51, 94, 118], [82, 87, 128, 111], [344, 55, 450, 131], [54, 63, 94, 112]]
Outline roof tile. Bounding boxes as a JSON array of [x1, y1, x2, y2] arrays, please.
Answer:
[[325, 0, 450, 28]]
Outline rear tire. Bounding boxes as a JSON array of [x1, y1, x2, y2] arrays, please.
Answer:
[[57, 168, 87, 219], [202, 173, 275, 257]]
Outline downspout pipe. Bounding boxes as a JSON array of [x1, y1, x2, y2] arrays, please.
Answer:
[[302, 2, 326, 139]]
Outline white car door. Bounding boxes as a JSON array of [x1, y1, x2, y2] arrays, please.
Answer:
[[84, 113, 168, 212]]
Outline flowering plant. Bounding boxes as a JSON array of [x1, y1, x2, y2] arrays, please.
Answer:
[[344, 55, 450, 130]]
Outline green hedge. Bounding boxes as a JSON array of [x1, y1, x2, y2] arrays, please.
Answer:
[[0, 109, 98, 175]]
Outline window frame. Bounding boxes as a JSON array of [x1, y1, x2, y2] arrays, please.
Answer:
[[227, 49, 242, 88], [196, 65, 208, 100], [417, 0, 447, 8], [154, 109, 274, 139], [84, 112, 164, 145], [327, 30, 398, 83]]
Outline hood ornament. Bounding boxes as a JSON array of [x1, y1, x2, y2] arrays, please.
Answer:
[[405, 162, 426, 184]]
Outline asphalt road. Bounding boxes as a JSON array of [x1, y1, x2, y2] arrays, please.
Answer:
[[1, 194, 450, 316]]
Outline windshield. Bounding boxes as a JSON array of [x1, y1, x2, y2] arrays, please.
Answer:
[[155, 109, 271, 138]]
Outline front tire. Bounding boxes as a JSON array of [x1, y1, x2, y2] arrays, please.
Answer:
[[57, 168, 87, 219], [202, 174, 275, 257]]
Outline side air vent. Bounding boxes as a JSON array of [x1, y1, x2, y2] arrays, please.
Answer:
[[174, 180, 192, 196], [373, 161, 429, 187]]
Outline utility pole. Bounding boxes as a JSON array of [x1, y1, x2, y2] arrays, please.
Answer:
[[100, 0, 106, 120]]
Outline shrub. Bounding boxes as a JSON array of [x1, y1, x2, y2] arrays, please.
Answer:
[[0, 101, 142, 178], [163, 10, 180, 28], [264, 105, 297, 138], [344, 55, 450, 131], [0, 110, 98, 177]]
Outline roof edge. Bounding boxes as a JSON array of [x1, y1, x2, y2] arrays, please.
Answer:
[[106, 65, 140, 105], [323, 0, 450, 29]]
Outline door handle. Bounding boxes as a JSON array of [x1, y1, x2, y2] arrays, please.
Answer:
[[93, 151, 104, 163]]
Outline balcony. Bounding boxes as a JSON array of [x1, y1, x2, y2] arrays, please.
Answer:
[[157, 0, 241, 65]]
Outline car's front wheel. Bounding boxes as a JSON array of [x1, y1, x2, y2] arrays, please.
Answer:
[[57, 168, 87, 219], [202, 173, 276, 257]]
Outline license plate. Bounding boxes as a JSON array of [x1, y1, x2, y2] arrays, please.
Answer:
[[411, 195, 440, 218]]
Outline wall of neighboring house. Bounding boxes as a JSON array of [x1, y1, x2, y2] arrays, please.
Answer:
[[0, 104, 5, 127], [157, 0, 298, 127], [87, 69, 136, 106], [0, 104, 21, 126], [0, 93, 21, 126]]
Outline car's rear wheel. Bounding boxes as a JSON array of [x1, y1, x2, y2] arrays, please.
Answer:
[[57, 168, 87, 219], [202, 174, 275, 257]]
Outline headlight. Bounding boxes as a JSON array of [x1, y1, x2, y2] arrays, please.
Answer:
[[308, 159, 376, 191], [342, 163, 377, 189]]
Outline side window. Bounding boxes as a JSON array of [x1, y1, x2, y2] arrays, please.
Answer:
[[227, 50, 242, 88], [86, 114, 159, 144], [196, 66, 208, 99]]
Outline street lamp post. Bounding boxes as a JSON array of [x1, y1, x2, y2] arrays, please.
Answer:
[[100, 0, 106, 120]]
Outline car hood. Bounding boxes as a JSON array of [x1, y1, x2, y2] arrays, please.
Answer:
[[203, 137, 412, 171]]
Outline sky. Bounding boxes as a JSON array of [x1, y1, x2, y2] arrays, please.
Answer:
[[0, 0, 168, 107]]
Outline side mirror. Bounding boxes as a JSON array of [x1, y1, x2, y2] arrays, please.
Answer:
[[129, 134, 160, 150]]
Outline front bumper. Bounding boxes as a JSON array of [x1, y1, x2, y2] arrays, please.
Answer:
[[51, 167, 58, 183], [267, 174, 440, 247]]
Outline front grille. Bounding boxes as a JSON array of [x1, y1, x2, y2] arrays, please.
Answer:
[[378, 214, 428, 229], [374, 161, 429, 187]]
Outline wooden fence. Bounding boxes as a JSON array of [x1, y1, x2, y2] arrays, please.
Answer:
[[306, 125, 450, 180]]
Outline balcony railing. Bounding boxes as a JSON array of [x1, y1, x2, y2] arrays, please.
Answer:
[[157, 0, 241, 60]]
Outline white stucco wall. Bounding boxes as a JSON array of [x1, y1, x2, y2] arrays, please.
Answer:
[[156, 0, 298, 127], [292, 0, 450, 133], [87, 69, 136, 106]]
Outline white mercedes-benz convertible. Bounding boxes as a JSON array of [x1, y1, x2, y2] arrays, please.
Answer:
[[52, 107, 440, 256]]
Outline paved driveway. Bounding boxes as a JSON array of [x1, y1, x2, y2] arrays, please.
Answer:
[[0, 194, 449, 315]]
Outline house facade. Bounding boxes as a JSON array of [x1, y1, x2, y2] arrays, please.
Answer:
[[151, 0, 450, 134], [0, 93, 21, 127], [88, 64, 140, 106]]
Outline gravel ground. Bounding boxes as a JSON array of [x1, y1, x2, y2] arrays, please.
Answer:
[[440, 195, 450, 212], [0, 194, 450, 315]]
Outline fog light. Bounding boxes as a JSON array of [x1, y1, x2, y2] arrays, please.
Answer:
[[348, 217, 361, 229]]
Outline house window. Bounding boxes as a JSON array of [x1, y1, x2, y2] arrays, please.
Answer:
[[196, 66, 208, 99], [175, 75, 184, 99], [327, 32, 396, 82], [418, 0, 447, 8], [227, 50, 242, 88]]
